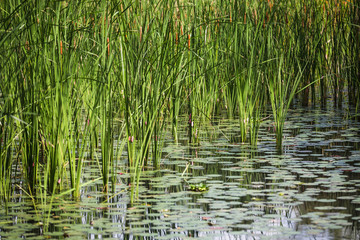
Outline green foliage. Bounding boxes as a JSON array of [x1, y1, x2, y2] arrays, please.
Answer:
[[189, 183, 209, 192], [0, 0, 358, 206]]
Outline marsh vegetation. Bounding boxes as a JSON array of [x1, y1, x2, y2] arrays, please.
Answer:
[[1, 0, 359, 239]]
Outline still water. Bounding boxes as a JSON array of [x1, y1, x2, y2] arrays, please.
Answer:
[[1, 107, 360, 239]]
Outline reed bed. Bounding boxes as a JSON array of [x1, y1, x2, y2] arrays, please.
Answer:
[[0, 0, 359, 206]]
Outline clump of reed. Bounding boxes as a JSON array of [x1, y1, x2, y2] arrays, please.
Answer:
[[0, 0, 359, 207]]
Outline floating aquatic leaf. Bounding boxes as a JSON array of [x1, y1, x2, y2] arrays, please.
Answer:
[[317, 199, 337, 203]]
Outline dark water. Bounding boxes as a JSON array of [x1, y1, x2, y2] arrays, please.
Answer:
[[1, 107, 360, 239]]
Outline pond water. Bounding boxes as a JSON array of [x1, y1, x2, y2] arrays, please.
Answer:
[[1, 107, 360, 239]]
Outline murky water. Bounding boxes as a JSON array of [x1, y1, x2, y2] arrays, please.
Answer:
[[1, 107, 360, 239]]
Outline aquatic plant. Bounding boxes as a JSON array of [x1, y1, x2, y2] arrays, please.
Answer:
[[266, 54, 305, 151], [0, 0, 359, 208], [188, 183, 209, 192]]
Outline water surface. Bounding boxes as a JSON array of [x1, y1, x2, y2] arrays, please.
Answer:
[[1, 107, 360, 239]]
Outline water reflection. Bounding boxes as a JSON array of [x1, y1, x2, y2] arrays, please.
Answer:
[[1, 107, 360, 239]]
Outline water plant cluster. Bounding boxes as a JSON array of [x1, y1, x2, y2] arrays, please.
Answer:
[[1, 0, 359, 207]]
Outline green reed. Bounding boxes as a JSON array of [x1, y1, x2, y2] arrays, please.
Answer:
[[0, 96, 17, 206], [1, 0, 359, 208]]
